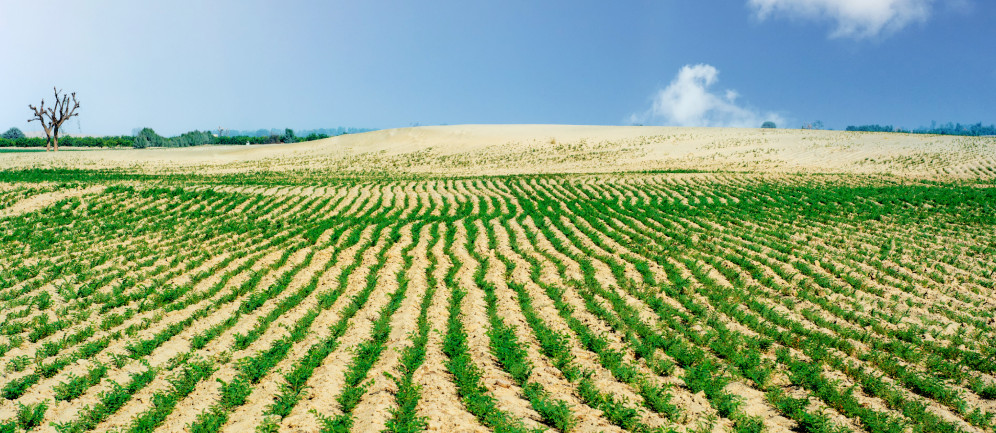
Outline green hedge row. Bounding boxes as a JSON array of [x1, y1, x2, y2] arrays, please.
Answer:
[[0, 136, 135, 148]]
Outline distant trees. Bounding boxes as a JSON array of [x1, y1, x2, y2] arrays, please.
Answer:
[[0, 136, 133, 148], [801, 120, 824, 130], [302, 132, 331, 142], [846, 124, 895, 133], [219, 127, 374, 138], [3, 124, 367, 150], [8, 126, 340, 149], [132, 128, 214, 148], [761, 121, 777, 129], [28, 87, 80, 151], [132, 128, 167, 149], [173, 130, 214, 147], [919, 122, 996, 136], [207, 126, 368, 146], [845, 122, 996, 136], [213, 134, 286, 145], [1, 127, 25, 139]]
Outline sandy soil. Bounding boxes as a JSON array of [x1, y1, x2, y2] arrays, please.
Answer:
[[3, 126, 994, 433], [1, 125, 994, 178], [0, 185, 104, 218]]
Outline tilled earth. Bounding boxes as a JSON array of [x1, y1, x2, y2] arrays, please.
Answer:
[[0, 173, 993, 433]]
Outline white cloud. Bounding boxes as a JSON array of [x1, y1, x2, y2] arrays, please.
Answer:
[[630, 64, 783, 128], [748, 0, 934, 39]]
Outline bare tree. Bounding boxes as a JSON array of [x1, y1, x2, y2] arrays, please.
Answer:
[[28, 100, 53, 151], [28, 87, 80, 152]]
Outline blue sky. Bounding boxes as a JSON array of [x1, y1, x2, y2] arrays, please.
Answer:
[[1, 0, 993, 136]]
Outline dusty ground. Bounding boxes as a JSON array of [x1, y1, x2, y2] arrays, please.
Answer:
[[1, 125, 994, 178], [0, 126, 993, 433]]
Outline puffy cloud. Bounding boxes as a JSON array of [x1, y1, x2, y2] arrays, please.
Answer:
[[748, 0, 934, 39], [630, 64, 783, 128]]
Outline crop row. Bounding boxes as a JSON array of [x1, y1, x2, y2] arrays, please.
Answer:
[[0, 174, 991, 433]]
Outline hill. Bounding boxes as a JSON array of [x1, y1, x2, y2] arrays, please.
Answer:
[[0, 125, 993, 432], [1, 125, 994, 178]]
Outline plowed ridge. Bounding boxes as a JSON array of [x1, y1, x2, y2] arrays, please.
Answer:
[[0, 174, 993, 433]]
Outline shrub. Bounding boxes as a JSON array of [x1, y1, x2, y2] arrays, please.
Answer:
[[171, 130, 213, 147], [16, 400, 48, 430], [133, 128, 168, 149]]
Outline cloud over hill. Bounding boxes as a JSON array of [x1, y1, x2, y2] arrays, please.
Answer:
[[631, 64, 783, 128]]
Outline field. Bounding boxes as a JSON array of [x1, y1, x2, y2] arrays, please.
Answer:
[[2, 125, 995, 178], [0, 126, 994, 433]]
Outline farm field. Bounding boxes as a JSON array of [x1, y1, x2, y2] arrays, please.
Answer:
[[0, 126, 994, 433], [2, 125, 995, 179]]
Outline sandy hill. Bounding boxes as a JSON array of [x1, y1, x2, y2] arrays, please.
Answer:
[[2, 125, 994, 178]]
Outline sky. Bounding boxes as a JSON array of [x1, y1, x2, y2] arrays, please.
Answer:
[[1, 0, 994, 136]]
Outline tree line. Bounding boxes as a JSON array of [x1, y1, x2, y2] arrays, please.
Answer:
[[0, 127, 373, 149], [9, 86, 376, 150], [217, 127, 374, 138], [846, 122, 996, 136]]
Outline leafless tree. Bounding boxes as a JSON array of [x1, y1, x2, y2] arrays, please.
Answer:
[[28, 101, 52, 151], [28, 87, 80, 152]]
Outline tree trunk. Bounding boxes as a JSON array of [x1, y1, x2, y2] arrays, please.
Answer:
[[53, 126, 59, 152]]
